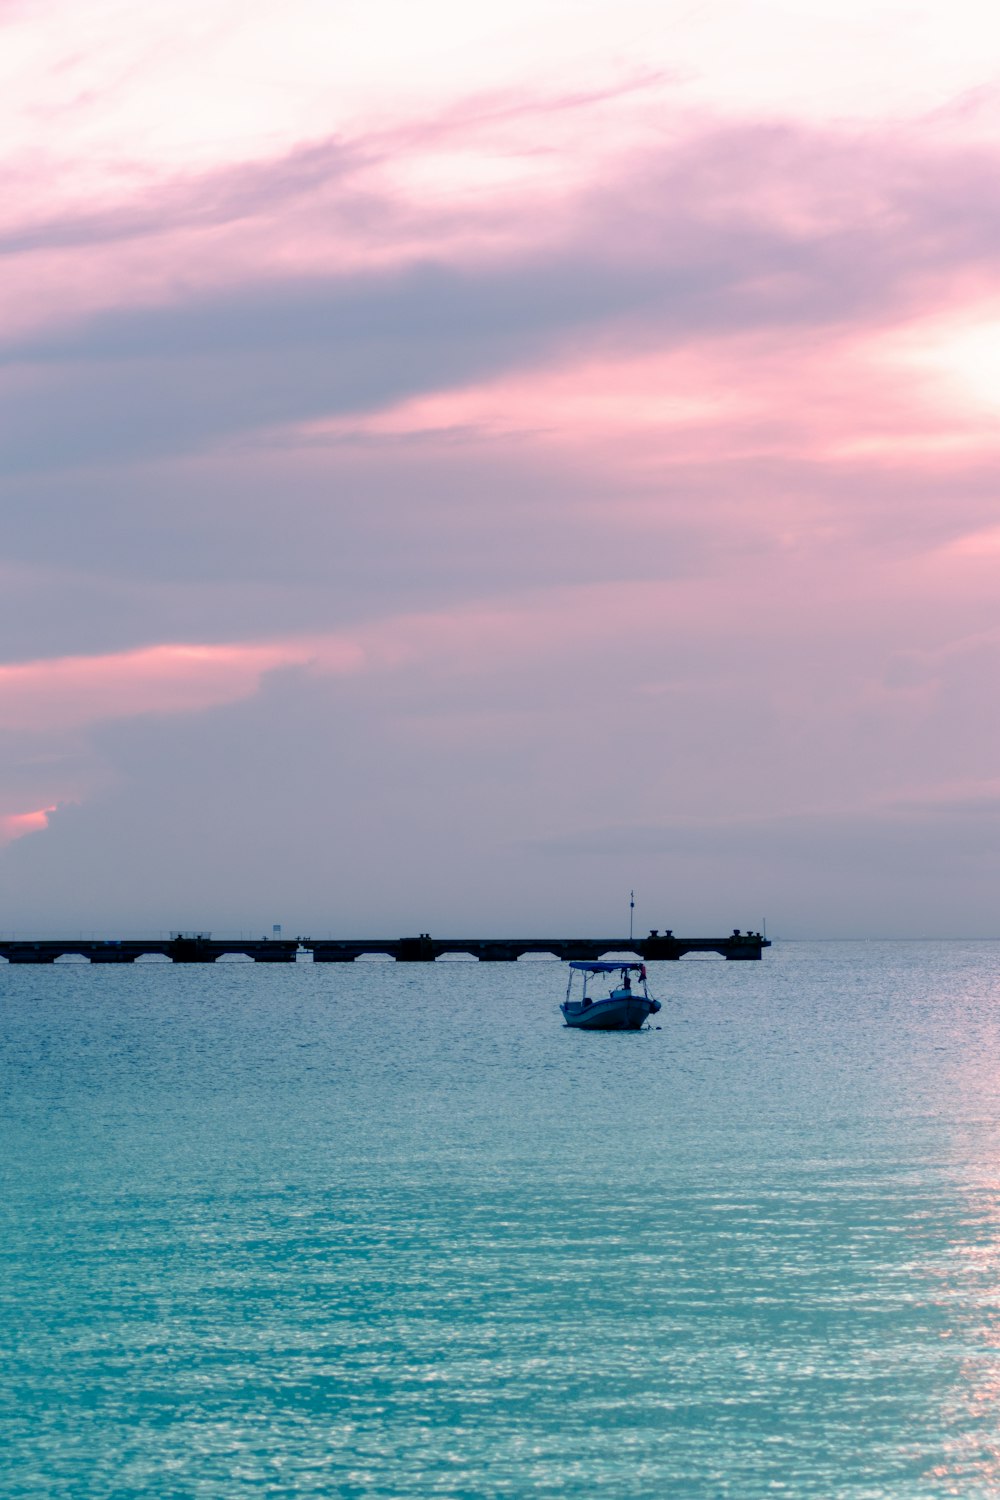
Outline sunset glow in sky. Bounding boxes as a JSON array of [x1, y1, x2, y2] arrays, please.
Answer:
[[3, 0, 1000, 934]]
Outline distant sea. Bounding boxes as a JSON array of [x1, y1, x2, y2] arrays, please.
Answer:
[[3, 941, 1000, 1497]]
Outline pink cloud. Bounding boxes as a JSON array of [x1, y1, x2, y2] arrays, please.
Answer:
[[0, 640, 363, 733], [0, 805, 57, 846], [285, 306, 1000, 566], [12, 94, 1000, 498], [6, 84, 1000, 361], [0, 600, 688, 740]]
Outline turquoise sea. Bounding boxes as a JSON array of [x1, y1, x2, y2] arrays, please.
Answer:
[[3, 941, 1000, 1497]]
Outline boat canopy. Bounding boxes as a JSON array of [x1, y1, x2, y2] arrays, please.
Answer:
[[569, 960, 645, 973]]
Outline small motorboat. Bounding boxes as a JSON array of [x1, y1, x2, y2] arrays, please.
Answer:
[[560, 960, 662, 1031]]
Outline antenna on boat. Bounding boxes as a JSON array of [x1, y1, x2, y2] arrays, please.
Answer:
[[629, 890, 635, 944]]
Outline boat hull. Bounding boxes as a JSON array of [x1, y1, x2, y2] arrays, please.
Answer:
[[561, 996, 660, 1031]]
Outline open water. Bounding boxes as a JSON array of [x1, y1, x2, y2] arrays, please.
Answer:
[[3, 941, 1000, 1497]]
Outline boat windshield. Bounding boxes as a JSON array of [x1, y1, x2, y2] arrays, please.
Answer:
[[567, 961, 647, 999], [568, 961, 645, 974]]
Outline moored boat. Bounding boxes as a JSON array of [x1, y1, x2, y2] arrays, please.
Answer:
[[560, 960, 661, 1030]]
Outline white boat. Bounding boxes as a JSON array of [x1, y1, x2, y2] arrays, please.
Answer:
[[560, 961, 662, 1030]]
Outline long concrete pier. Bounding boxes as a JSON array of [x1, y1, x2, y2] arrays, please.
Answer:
[[0, 930, 769, 964]]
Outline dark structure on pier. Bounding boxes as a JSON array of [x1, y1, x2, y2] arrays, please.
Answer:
[[0, 930, 769, 964]]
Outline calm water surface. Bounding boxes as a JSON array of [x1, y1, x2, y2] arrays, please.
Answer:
[[3, 941, 1000, 1496]]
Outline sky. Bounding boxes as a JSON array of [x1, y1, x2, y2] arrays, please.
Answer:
[[2, 0, 1000, 938]]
